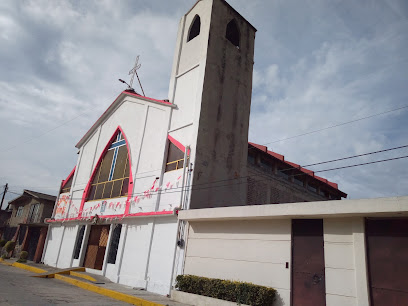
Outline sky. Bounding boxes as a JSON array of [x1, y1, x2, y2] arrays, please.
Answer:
[[0, 0, 407, 207]]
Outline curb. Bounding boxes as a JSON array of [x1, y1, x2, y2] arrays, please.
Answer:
[[54, 274, 164, 306], [12, 262, 47, 274], [69, 271, 97, 282], [0, 259, 13, 266]]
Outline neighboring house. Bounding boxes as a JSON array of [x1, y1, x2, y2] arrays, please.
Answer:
[[0, 209, 12, 240], [7, 190, 56, 262], [42, 0, 346, 298]]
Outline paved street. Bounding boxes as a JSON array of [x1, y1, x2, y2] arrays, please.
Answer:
[[0, 264, 129, 305]]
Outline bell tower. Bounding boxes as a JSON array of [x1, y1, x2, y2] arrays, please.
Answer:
[[168, 0, 256, 208]]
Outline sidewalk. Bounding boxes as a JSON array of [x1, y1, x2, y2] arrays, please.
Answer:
[[0, 258, 189, 306]]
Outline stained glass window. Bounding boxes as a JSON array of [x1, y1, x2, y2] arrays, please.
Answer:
[[87, 131, 130, 201]]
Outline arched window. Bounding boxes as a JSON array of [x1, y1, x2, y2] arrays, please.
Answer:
[[61, 175, 73, 194], [87, 130, 130, 201], [187, 15, 200, 42], [165, 141, 185, 172], [226, 19, 240, 48]]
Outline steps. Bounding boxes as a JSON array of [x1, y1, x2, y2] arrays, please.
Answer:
[[32, 267, 85, 278]]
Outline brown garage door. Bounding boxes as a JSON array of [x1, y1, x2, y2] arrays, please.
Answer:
[[366, 218, 408, 305], [291, 219, 326, 306]]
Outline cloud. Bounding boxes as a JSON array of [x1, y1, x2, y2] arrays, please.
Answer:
[[0, 0, 407, 207]]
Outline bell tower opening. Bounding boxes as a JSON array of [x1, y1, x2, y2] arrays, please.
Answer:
[[187, 15, 201, 42], [226, 19, 240, 48]]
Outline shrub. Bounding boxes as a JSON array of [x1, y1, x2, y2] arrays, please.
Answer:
[[0, 239, 6, 248], [19, 251, 28, 260], [175, 275, 276, 306], [1, 254, 7, 259], [4, 241, 16, 253]]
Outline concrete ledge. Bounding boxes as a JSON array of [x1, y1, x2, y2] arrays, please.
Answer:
[[12, 262, 47, 274], [178, 196, 408, 221], [70, 271, 97, 282], [171, 290, 249, 306], [55, 274, 164, 306]]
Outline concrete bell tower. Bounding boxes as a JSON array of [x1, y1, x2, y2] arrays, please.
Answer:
[[168, 0, 256, 209]]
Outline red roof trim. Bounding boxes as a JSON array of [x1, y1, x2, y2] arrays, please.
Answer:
[[78, 126, 134, 217], [248, 142, 344, 194], [61, 166, 76, 189], [168, 135, 190, 155], [124, 90, 172, 105], [76, 90, 172, 148]]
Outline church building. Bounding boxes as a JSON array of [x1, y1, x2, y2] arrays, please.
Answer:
[[42, 0, 345, 297]]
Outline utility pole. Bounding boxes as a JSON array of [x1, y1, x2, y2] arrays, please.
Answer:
[[1, 183, 8, 210]]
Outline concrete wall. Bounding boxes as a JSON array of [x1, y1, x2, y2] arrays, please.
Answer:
[[110, 216, 178, 295], [43, 225, 64, 267], [56, 225, 78, 268], [183, 220, 291, 305], [247, 164, 327, 205], [324, 218, 369, 306], [183, 218, 370, 306], [189, 0, 255, 209], [179, 199, 400, 306]]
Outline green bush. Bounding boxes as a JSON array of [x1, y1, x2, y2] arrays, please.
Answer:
[[0, 239, 6, 248], [19, 251, 28, 260], [4, 241, 16, 253], [175, 275, 276, 306], [1, 254, 7, 259]]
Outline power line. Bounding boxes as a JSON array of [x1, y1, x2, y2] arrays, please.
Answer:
[[302, 144, 408, 168], [7, 152, 408, 201], [257, 104, 408, 147], [313, 155, 408, 173], [7, 141, 408, 193], [0, 92, 120, 154]]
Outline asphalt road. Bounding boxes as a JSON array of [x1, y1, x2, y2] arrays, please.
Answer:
[[0, 264, 129, 305]]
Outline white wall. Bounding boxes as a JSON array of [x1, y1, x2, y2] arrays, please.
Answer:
[[43, 225, 64, 267], [181, 214, 373, 306], [324, 218, 369, 306], [56, 225, 78, 268], [118, 219, 153, 288], [183, 220, 292, 306], [146, 218, 178, 295]]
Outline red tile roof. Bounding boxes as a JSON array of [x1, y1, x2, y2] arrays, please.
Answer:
[[248, 142, 344, 193]]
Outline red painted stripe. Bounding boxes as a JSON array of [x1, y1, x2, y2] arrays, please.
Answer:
[[76, 91, 172, 148], [79, 126, 134, 218], [61, 166, 76, 189], [46, 210, 173, 223], [168, 135, 190, 155], [124, 90, 172, 105]]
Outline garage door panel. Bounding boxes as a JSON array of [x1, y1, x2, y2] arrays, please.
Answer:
[[366, 218, 408, 305]]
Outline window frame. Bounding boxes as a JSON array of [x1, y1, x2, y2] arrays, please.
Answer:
[[84, 128, 132, 204]]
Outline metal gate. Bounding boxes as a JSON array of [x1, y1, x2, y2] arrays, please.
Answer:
[[366, 218, 408, 305], [83, 225, 110, 270], [291, 219, 326, 306]]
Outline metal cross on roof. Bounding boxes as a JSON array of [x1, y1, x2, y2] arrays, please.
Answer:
[[128, 56, 141, 89]]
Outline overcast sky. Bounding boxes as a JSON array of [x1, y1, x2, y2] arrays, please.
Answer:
[[1, 0, 407, 207]]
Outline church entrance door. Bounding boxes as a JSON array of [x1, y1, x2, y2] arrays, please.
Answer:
[[83, 225, 110, 270]]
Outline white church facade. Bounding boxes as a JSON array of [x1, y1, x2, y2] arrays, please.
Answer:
[[42, 0, 258, 296], [38, 1, 402, 305]]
